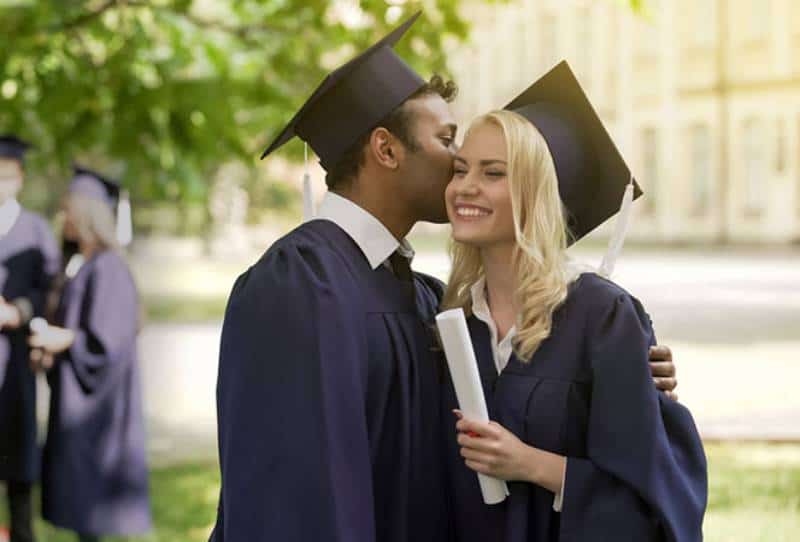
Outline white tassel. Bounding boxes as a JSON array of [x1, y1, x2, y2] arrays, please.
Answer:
[[598, 176, 635, 278], [116, 190, 133, 247], [302, 143, 315, 222]]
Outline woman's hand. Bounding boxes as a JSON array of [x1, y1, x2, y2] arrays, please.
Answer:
[[28, 324, 75, 354], [454, 410, 565, 493], [29, 347, 55, 372]]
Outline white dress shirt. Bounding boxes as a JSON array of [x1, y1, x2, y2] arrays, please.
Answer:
[[0, 198, 21, 237], [470, 277, 565, 512], [315, 191, 414, 270]]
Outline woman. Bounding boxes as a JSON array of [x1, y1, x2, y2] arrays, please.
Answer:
[[28, 166, 151, 542], [441, 63, 707, 541]]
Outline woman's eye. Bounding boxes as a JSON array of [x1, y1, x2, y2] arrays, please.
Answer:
[[453, 168, 467, 176], [485, 170, 506, 178], [440, 136, 454, 145]]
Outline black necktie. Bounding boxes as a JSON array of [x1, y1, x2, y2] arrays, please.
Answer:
[[388, 250, 415, 301]]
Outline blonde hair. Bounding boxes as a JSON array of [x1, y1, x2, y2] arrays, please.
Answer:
[[441, 110, 572, 361], [67, 194, 120, 252]]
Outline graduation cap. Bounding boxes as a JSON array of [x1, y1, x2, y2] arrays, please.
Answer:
[[69, 165, 133, 247], [504, 61, 641, 274], [260, 11, 426, 172], [0, 134, 32, 163]]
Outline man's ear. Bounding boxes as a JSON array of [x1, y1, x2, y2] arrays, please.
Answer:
[[368, 127, 403, 170]]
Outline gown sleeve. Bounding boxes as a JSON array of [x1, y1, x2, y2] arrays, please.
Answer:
[[211, 241, 374, 542], [559, 290, 707, 542], [67, 252, 138, 393], [11, 214, 60, 322]]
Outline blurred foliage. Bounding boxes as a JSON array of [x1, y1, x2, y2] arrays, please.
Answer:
[[0, 0, 475, 211], [1, 0, 643, 220]]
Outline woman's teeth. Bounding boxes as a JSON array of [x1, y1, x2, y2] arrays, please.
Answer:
[[456, 207, 490, 217]]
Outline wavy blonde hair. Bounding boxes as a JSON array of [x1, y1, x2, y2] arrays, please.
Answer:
[[441, 110, 572, 361], [66, 194, 120, 252]]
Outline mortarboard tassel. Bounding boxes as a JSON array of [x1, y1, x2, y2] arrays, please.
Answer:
[[598, 175, 635, 278], [302, 142, 315, 222], [116, 189, 133, 247]]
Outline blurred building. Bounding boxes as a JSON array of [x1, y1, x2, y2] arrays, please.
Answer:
[[448, 0, 800, 244]]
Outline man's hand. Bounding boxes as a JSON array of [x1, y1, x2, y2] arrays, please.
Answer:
[[649, 345, 678, 401], [0, 296, 22, 331]]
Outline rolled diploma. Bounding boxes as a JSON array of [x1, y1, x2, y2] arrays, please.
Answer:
[[436, 308, 509, 505]]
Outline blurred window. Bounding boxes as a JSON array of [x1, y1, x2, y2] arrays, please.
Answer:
[[742, 117, 767, 216], [540, 12, 559, 69], [641, 126, 659, 216], [747, 0, 771, 41], [689, 124, 712, 216], [575, 7, 593, 88], [775, 118, 786, 173], [638, 0, 661, 59], [692, 0, 715, 47]]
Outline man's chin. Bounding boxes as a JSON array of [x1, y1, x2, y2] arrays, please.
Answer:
[[419, 207, 450, 224]]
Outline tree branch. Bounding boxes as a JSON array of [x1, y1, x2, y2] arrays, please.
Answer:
[[56, 0, 118, 31]]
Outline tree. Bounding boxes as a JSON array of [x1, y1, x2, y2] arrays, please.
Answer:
[[1, 0, 643, 216], [0, 0, 470, 210]]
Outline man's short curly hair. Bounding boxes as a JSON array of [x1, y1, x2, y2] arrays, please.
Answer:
[[324, 75, 458, 189]]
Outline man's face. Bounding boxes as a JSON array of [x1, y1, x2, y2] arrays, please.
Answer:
[[398, 94, 458, 224], [0, 158, 23, 204]]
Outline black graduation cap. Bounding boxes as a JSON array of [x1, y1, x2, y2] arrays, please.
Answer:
[[504, 61, 642, 244], [0, 134, 32, 163], [260, 12, 426, 171]]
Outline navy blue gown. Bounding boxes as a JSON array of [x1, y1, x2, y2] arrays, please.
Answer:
[[443, 273, 707, 542], [42, 249, 152, 536], [0, 209, 59, 483], [210, 219, 451, 542]]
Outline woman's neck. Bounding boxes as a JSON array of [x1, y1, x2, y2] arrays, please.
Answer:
[[80, 240, 99, 260], [481, 242, 517, 340]]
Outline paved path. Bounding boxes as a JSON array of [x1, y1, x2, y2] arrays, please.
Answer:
[[60, 248, 799, 462]]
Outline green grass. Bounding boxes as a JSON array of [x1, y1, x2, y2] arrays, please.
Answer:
[[704, 443, 800, 542], [142, 295, 228, 323], [2, 443, 798, 541], [1, 463, 220, 542]]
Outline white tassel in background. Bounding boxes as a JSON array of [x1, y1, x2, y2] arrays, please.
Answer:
[[116, 190, 133, 247], [302, 143, 315, 222], [598, 176, 635, 278]]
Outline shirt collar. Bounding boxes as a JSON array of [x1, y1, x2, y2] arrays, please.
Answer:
[[470, 276, 518, 373], [0, 198, 21, 237], [315, 191, 413, 270]]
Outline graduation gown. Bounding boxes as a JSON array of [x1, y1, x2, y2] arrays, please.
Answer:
[[42, 249, 152, 536], [210, 219, 451, 542], [0, 208, 59, 483], [443, 273, 707, 542]]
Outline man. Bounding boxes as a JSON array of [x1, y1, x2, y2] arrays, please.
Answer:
[[0, 135, 60, 542], [210, 12, 677, 542]]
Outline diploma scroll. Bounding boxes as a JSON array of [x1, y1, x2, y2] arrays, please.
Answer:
[[435, 308, 509, 505]]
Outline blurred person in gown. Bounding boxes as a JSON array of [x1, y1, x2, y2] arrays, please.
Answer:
[[0, 134, 60, 542], [28, 166, 150, 542]]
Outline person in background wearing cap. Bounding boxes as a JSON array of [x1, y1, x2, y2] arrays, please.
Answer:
[[0, 135, 60, 542], [441, 62, 706, 541], [27, 166, 150, 542]]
